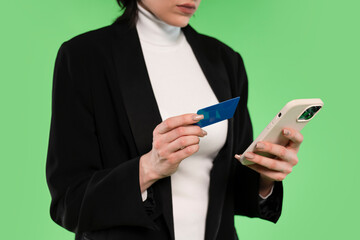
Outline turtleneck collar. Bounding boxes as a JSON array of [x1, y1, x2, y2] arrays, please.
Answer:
[[136, 3, 183, 46]]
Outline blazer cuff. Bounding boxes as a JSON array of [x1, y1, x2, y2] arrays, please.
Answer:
[[143, 186, 157, 217], [258, 184, 275, 205], [258, 181, 283, 223]]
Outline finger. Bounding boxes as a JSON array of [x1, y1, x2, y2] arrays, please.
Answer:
[[155, 114, 204, 135], [163, 125, 207, 143], [167, 135, 200, 153], [246, 163, 287, 182], [282, 128, 304, 151], [255, 141, 298, 166], [242, 152, 293, 174], [168, 144, 200, 164]]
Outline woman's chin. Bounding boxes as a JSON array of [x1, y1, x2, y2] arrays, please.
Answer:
[[164, 16, 191, 27]]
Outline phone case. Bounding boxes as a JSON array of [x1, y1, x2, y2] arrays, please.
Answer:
[[239, 98, 324, 165]]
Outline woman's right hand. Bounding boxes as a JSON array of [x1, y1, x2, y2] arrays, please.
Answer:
[[139, 113, 207, 192]]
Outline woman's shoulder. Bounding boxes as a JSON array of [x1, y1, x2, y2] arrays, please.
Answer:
[[60, 24, 116, 55], [183, 25, 243, 67], [184, 25, 239, 57], [57, 22, 137, 65]]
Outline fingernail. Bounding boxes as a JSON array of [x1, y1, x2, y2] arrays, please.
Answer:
[[256, 142, 265, 149], [244, 152, 255, 159], [234, 154, 241, 159], [192, 114, 204, 121], [283, 129, 290, 136], [202, 130, 207, 136]]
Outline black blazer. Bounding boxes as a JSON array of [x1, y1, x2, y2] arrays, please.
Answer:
[[46, 20, 283, 240]]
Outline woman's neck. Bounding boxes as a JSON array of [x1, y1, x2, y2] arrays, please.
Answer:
[[136, 3, 182, 46]]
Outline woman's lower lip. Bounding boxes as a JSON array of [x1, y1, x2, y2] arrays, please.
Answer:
[[177, 5, 196, 14]]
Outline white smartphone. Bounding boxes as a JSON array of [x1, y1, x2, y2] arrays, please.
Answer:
[[239, 98, 324, 165]]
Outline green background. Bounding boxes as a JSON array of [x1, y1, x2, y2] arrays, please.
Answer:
[[1, 0, 359, 239]]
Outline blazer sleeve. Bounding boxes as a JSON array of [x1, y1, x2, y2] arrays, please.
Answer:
[[231, 52, 283, 223], [46, 42, 155, 234]]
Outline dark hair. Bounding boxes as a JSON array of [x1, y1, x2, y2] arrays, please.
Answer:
[[114, 0, 140, 27]]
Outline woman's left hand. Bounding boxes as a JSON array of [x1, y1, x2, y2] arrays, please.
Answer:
[[235, 128, 303, 196]]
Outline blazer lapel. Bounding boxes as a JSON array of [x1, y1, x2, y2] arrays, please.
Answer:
[[109, 22, 235, 240], [110, 23, 161, 155], [109, 22, 175, 239], [183, 25, 235, 240], [182, 25, 232, 103]]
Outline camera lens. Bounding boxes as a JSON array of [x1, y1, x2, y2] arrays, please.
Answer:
[[298, 106, 322, 121]]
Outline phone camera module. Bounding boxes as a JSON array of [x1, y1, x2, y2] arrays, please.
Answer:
[[298, 106, 322, 121]]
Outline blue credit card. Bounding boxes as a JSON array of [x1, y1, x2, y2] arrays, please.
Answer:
[[195, 97, 240, 128]]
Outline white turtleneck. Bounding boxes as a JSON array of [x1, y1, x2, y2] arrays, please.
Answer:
[[136, 3, 228, 240]]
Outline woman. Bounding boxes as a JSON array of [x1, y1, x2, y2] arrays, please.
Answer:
[[46, 0, 302, 239]]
